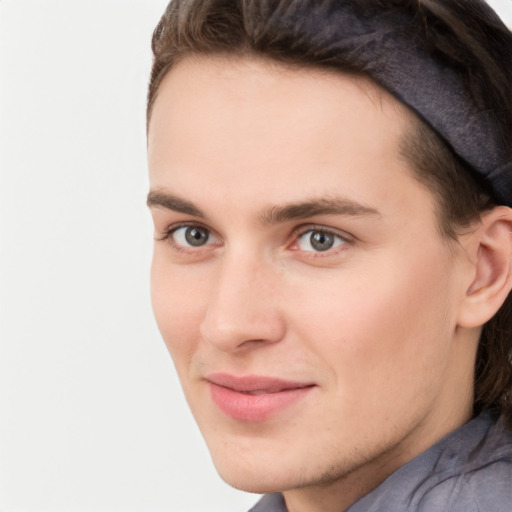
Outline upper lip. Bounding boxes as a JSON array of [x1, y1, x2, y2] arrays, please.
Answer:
[[205, 373, 315, 393]]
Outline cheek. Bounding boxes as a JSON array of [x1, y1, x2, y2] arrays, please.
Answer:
[[285, 247, 456, 397], [150, 253, 207, 366]]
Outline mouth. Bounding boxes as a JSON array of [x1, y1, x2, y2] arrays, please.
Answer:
[[205, 373, 316, 422]]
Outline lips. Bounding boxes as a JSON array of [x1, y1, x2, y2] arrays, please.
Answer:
[[206, 373, 315, 422]]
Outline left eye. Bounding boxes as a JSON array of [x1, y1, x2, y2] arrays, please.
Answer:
[[171, 225, 217, 247], [297, 229, 347, 252]]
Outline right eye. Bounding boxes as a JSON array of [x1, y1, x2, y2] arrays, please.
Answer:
[[167, 224, 220, 249]]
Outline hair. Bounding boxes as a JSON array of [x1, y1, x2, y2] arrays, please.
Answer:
[[147, 0, 512, 428]]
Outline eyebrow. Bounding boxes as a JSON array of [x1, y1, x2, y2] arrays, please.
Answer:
[[147, 190, 379, 223], [147, 190, 205, 217], [259, 197, 380, 225]]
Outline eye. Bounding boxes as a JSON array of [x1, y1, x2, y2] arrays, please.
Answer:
[[296, 228, 348, 253], [170, 225, 218, 248]]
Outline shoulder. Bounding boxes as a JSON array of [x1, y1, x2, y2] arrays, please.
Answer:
[[347, 413, 512, 512], [415, 419, 512, 512], [416, 458, 512, 512]]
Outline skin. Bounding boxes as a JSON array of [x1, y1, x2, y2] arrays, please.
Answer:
[[147, 56, 490, 512]]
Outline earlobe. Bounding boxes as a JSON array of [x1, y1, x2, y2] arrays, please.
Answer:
[[458, 206, 512, 329]]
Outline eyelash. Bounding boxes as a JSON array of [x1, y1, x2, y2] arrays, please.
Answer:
[[157, 222, 353, 256]]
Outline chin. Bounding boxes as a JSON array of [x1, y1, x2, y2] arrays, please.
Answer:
[[210, 442, 336, 495], [208, 443, 298, 494], [216, 464, 293, 494], [222, 475, 280, 494]]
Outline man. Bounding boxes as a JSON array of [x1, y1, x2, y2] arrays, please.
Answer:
[[146, 1, 512, 511]]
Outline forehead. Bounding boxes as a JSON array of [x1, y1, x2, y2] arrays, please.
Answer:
[[147, 55, 426, 218]]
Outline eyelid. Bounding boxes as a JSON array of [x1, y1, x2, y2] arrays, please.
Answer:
[[293, 223, 353, 240]]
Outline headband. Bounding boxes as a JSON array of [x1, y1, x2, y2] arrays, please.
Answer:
[[254, 2, 512, 206]]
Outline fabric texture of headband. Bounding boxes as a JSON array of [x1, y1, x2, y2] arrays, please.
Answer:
[[250, 2, 512, 206]]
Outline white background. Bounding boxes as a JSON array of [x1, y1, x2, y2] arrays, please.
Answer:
[[0, 1, 511, 511]]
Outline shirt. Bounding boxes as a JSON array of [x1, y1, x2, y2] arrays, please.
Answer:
[[248, 411, 512, 512]]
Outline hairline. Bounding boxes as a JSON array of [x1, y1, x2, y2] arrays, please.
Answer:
[[147, 51, 464, 240]]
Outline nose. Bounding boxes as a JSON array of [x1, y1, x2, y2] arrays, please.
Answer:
[[199, 253, 286, 352]]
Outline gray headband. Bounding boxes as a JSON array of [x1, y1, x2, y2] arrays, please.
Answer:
[[253, 3, 511, 205]]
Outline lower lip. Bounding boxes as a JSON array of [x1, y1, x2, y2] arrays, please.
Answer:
[[208, 383, 314, 422]]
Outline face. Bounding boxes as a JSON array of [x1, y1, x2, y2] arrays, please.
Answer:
[[147, 56, 476, 499]]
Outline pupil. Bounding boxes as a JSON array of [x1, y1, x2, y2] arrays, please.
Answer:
[[310, 231, 334, 251], [185, 226, 209, 246]]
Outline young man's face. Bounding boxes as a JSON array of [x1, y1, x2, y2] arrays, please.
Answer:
[[147, 57, 478, 500]]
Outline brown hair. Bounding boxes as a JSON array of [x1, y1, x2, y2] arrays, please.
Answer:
[[147, 0, 512, 428]]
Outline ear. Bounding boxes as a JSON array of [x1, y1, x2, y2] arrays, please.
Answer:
[[457, 206, 512, 328]]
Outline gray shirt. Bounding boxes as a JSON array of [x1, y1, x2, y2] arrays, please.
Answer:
[[249, 412, 512, 512]]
